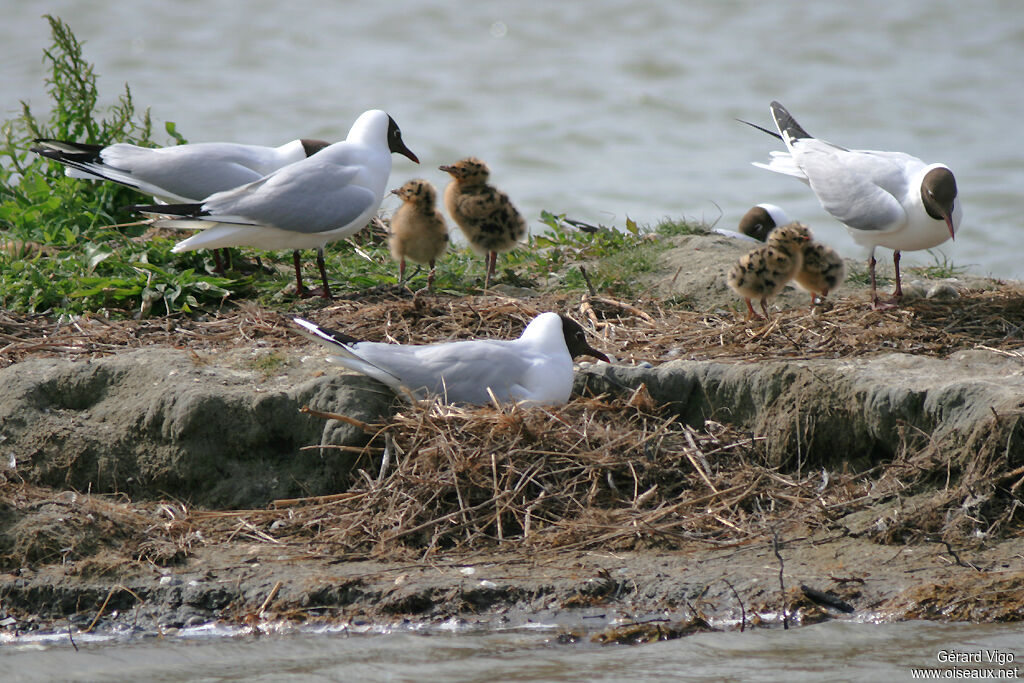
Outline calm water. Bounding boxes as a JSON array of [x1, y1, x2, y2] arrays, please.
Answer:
[[1, 619, 1022, 682], [3, 1, 1022, 278], [3, 3, 1023, 676]]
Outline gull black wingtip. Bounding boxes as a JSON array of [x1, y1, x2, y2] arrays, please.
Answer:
[[292, 317, 362, 345], [128, 202, 206, 217], [768, 101, 813, 141]]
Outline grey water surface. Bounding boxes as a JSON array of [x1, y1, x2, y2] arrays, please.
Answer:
[[3, 0, 1021, 277]]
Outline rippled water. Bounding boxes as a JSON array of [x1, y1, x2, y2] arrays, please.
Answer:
[[4, 1, 1022, 277], [3, 4, 1022, 676], [1, 620, 1022, 682]]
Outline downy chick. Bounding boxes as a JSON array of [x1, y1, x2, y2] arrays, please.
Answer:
[[727, 222, 811, 319], [389, 179, 449, 290], [795, 240, 846, 307], [439, 157, 526, 289]]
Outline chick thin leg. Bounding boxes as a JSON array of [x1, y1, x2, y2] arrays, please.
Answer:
[[484, 250, 497, 289], [744, 298, 759, 320], [427, 259, 435, 290]]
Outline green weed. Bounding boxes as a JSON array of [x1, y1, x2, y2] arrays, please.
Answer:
[[0, 15, 239, 316], [907, 251, 967, 280]]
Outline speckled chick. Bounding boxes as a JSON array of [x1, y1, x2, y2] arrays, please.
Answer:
[[389, 179, 449, 290], [795, 239, 846, 307], [439, 157, 526, 288], [727, 222, 812, 319]]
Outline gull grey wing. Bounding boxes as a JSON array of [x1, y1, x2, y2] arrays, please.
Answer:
[[201, 161, 374, 234], [356, 339, 533, 404], [791, 140, 908, 232]]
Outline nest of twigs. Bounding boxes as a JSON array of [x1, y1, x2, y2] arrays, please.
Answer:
[[2, 284, 1023, 565], [3, 284, 1023, 370], [177, 388, 873, 560]]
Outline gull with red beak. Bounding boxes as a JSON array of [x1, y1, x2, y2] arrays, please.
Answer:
[[744, 101, 961, 309]]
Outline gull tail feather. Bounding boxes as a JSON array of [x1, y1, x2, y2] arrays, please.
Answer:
[[751, 151, 808, 181]]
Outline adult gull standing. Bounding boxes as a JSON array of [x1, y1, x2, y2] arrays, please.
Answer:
[[744, 101, 961, 309], [132, 110, 419, 298]]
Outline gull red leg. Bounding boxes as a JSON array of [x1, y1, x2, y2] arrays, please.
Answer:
[[892, 251, 903, 298], [293, 250, 305, 297], [316, 247, 332, 300]]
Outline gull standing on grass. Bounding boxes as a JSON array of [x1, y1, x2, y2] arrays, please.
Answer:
[[131, 110, 419, 299], [439, 157, 526, 290], [743, 101, 961, 309], [32, 136, 331, 272], [292, 312, 609, 406]]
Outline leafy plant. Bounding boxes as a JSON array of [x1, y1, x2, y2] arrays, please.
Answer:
[[0, 15, 239, 316]]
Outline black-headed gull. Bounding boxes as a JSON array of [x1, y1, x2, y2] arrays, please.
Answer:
[[746, 101, 961, 309], [439, 157, 526, 289], [713, 203, 792, 243], [132, 110, 419, 299], [31, 137, 330, 204], [32, 137, 331, 272], [292, 312, 609, 406], [388, 179, 449, 290], [727, 222, 811, 319]]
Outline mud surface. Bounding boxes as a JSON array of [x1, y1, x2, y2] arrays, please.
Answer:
[[1, 234, 1022, 639]]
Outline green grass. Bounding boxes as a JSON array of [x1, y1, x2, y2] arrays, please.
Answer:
[[0, 16, 710, 316], [906, 251, 967, 280], [653, 216, 707, 237]]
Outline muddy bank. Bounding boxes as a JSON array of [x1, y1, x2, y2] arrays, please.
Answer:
[[1, 342, 1022, 637], [0, 234, 1022, 638]]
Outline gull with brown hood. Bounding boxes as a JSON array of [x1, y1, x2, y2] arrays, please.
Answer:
[[743, 101, 961, 309], [292, 312, 609, 406]]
